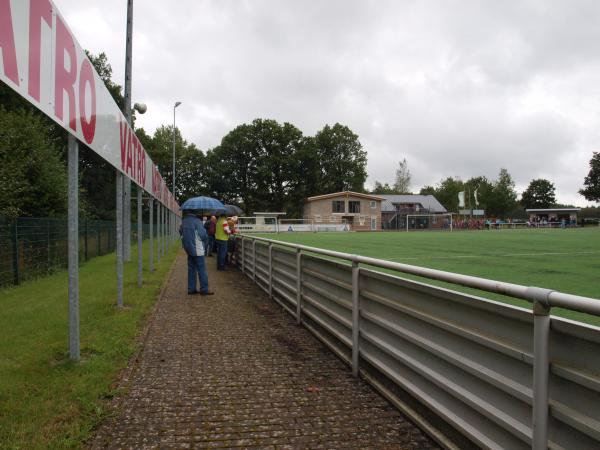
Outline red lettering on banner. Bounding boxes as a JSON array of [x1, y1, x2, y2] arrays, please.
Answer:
[[28, 0, 52, 101], [78, 59, 96, 144], [126, 128, 133, 175], [54, 15, 77, 131], [140, 151, 146, 186], [136, 140, 142, 181], [0, 0, 19, 85], [119, 119, 127, 170]]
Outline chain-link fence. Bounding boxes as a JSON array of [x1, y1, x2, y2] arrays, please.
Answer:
[[0, 217, 151, 288]]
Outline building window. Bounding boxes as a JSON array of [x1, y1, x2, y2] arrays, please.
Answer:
[[332, 200, 345, 213], [370, 201, 376, 209], [348, 201, 360, 213]]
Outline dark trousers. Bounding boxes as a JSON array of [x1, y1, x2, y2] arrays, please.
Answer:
[[216, 240, 228, 270], [206, 235, 215, 256], [187, 254, 209, 293]]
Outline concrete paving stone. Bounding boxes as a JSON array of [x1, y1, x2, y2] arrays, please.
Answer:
[[88, 252, 438, 449]]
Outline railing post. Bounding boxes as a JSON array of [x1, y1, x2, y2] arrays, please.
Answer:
[[528, 287, 552, 450], [296, 248, 302, 325], [268, 242, 273, 299], [11, 219, 19, 285], [352, 259, 360, 377], [240, 236, 245, 274], [252, 240, 257, 282]]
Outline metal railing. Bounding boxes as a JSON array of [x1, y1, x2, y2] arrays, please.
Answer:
[[237, 234, 600, 450]]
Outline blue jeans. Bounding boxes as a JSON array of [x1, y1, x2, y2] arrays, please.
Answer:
[[206, 235, 215, 256], [187, 254, 209, 293], [216, 239, 228, 270]]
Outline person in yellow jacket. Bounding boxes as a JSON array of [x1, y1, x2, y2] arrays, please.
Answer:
[[215, 215, 230, 270]]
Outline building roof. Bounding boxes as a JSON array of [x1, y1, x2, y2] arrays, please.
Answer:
[[253, 212, 287, 216], [306, 191, 385, 202], [379, 195, 447, 213], [526, 208, 581, 213]]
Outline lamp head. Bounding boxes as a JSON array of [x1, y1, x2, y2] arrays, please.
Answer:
[[133, 102, 147, 114], [175, 101, 182, 108]]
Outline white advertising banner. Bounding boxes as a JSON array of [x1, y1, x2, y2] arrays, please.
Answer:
[[0, 0, 178, 213]]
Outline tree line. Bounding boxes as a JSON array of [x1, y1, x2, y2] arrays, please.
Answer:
[[1, 52, 599, 220]]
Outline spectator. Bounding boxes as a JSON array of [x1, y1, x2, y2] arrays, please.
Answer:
[[180, 212, 214, 296], [215, 214, 230, 270], [204, 215, 216, 257]]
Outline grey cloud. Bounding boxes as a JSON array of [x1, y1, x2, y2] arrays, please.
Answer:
[[55, 0, 600, 205]]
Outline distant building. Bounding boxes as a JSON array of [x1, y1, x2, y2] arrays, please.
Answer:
[[379, 195, 447, 230], [303, 191, 383, 231], [526, 208, 580, 225]]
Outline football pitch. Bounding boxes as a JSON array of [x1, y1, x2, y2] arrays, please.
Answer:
[[258, 227, 600, 325]]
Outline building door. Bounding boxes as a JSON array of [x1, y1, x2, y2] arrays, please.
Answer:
[[371, 217, 377, 230]]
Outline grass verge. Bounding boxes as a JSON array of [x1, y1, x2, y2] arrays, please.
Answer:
[[0, 240, 179, 449]]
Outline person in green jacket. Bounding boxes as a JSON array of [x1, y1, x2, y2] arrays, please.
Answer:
[[215, 215, 230, 270]]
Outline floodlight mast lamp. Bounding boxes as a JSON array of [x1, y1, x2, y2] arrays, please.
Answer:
[[173, 101, 182, 199]]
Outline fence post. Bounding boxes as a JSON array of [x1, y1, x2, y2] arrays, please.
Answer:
[[67, 135, 80, 361], [240, 236, 245, 274], [11, 219, 19, 285], [116, 172, 124, 308], [296, 248, 302, 325], [149, 198, 154, 272], [268, 242, 273, 299], [528, 287, 552, 450], [47, 219, 51, 272], [84, 218, 88, 262], [137, 187, 143, 287], [352, 260, 360, 377], [252, 240, 257, 282]]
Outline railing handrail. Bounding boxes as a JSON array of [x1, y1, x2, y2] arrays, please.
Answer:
[[239, 234, 600, 317]]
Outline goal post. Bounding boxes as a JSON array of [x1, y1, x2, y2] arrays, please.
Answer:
[[237, 216, 279, 233], [278, 218, 315, 232], [405, 213, 453, 232]]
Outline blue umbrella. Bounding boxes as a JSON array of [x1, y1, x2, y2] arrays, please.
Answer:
[[180, 196, 225, 214], [223, 204, 244, 216]]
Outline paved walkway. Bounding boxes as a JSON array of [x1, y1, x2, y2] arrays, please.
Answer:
[[89, 252, 437, 449]]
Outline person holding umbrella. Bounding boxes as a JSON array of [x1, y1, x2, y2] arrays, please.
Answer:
[[179, 196, 225, 295]]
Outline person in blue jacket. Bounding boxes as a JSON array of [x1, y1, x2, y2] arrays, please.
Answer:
[[180, 212, 214, 296]]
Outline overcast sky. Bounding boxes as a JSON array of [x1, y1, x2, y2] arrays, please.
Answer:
[[55, 0, 600, 206]]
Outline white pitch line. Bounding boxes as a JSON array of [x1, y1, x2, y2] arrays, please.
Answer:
[[396, 250, 600, 261]]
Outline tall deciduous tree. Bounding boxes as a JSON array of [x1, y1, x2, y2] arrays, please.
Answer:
[[521, 179, 556, 208], [393, 158, 411, 194], [487, 168, 518, 216], [314, 124, 367, 193], [0, 107, 67, 217], [579, 152, 600, 202]]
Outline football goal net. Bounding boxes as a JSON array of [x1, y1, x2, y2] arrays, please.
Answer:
[[236, 216, 279, 233], [405, 213, 453, 232], [278, 219, 316, 232]]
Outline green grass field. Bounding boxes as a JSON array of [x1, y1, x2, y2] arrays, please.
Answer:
[[0, 241, 178, 450], [260, 228, 600, 324]]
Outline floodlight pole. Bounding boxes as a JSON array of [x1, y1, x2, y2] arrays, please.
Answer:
[[123, 0, 134, 262], [172, 101, 181, 200]]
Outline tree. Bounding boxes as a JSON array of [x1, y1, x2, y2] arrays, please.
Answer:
[[579, 152, 600, 202], [371, 181, 397, 194], [393, 158, 411, 193], [487, 168, 518, 217], [521, 179, 556, 208], [313, 124, 367, 193], [0, 107, 67, 217]]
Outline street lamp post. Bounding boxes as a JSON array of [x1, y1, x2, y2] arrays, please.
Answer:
[[172, 101, 181, 198]]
